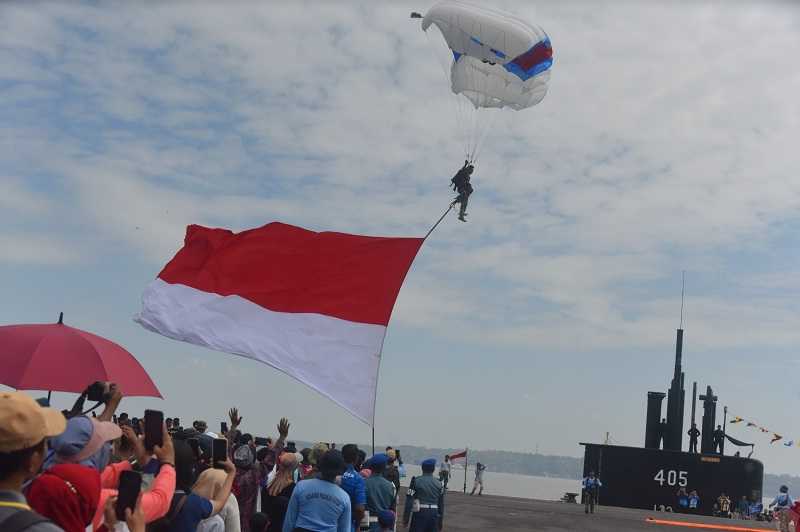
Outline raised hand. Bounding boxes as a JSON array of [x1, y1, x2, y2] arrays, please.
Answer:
[[277, 417, 290, 438], [228, 407, 243, 428], [153, 422, 175, 466], [121, 425, 148, 465]]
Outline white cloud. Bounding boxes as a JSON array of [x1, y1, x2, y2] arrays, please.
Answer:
[[3, 0, 800, 472], [0, 233, 79, 265]]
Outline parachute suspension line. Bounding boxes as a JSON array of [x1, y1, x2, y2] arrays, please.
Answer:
[[471, 109, 498, 166], [425, 28, 470, 161], [424, 202, 455, 240]]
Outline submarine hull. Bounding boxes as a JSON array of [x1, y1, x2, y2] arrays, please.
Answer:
[[581, 443, 763, 515]]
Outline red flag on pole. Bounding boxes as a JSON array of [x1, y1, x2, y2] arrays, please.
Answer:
[[136, 222, 423, 425], [449, 449, 468, 462]]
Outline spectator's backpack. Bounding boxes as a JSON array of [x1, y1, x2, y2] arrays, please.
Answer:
[[0, 509, 52, 532], [146, 492, 188, 532]]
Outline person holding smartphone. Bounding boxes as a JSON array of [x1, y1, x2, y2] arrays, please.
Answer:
[[92, 422, 177, 530], [169, 439, 237, 532]]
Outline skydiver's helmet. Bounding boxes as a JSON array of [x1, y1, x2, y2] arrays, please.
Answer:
[[466, 165, 474, 174], [781, 485, 789, 493]]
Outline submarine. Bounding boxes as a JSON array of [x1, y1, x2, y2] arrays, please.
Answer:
[[580, 327, 764, 515]]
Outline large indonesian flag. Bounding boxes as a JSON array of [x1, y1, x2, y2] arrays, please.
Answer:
[[135, 223, 424, 424]]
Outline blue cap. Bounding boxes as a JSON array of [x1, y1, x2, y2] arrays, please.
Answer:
[[45, 415, 121, 471], [421, 458, 436, 469], [368, 453, 389, 468], [378, 510, 395, 526]]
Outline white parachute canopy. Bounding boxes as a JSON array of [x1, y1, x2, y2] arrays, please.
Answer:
[[420, 1, 553, 160]]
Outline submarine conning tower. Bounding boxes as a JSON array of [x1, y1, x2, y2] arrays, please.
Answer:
[[645, 328, 685, 451]]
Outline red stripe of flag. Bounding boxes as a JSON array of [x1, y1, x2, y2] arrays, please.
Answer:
[[158, 223, 424, 326], [449, 450, 467, 460]]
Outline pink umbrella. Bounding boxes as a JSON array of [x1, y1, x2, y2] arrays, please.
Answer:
[[0, 313, 161, 397]]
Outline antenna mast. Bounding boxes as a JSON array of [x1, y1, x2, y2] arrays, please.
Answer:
[[679, 271, 685, 329]]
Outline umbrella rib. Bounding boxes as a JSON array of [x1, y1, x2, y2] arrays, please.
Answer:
[[16, 332, 53, 391]]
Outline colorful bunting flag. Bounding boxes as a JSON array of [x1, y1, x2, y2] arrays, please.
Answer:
[[726, 412, 800, 450]]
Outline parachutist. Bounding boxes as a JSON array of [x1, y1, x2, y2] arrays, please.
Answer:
[[451, 161, 474, 222]]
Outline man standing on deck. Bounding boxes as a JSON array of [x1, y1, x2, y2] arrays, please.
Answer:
[[470, 462, 485, 496], [658, 418, 668, 449], [403, 458, 444, 532], [582, 471, 603, 514], [713, 425, 725, 454], [688, 423, 701, 453], [438, 456, 451, 491]]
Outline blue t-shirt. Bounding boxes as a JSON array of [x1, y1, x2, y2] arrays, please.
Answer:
[[340, 465, 366, 532], [172, 492, 213, 532], [282, 478, 352, 532]]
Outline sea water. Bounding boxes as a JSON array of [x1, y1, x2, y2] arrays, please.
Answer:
[[401, 464, 580, 500]]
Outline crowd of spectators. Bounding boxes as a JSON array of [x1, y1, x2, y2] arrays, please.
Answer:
[[0, 382, 425, 532]]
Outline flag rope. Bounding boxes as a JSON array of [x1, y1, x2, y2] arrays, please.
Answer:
[[425, 202, 455, 240]]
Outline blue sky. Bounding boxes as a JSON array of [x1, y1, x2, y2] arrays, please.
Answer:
[[2, 1, 800, 475]]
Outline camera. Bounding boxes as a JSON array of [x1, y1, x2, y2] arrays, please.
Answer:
[[86, 381, 112, 403]]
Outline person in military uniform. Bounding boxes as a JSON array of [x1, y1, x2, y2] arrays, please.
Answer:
[[450, 162, 474, 222], [403, 458, 444, 532], [688, 423, 701, 453], [365, 453, 396, 532], [713, 425, 725, 454]]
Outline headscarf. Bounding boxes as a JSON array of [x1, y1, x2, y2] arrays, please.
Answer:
[[234, 444, 256, 469], [27, 464, 101, 532], [268, 452, 298, 497]]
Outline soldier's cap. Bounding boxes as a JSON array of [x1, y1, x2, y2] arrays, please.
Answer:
[[0, 391, 66, 453], [421, 458, 437, 469], [367, 453, 389, 468]]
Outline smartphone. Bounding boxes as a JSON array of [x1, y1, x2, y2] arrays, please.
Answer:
[[115, 470, 142, 520], [143, 410, 164, 452], [187, 437, 201, 460], [254, 436, 269, 447], [220, 421, 228, 435], [212, 438, 228, 469]]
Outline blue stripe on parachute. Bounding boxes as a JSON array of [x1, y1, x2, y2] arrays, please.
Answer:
[[504, 58, 553, 81]]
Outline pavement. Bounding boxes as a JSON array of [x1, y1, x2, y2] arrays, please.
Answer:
[[420, 492, 776, 531]]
